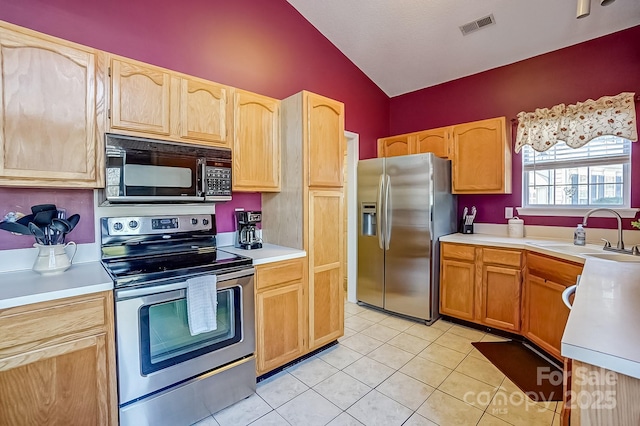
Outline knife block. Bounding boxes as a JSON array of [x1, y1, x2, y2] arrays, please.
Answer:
[[462, 224, 474, 234]]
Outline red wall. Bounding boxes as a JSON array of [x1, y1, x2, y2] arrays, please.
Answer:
[[389, 25, 640, 230], [0, 0, 388, 246]]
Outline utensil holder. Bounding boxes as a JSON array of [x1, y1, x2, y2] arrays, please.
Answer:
[[32, 241, 77, 275]]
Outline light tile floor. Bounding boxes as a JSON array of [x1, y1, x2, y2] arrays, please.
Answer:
[[194, 301, 563, 426]]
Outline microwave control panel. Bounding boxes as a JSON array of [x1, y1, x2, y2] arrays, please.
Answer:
[[204, 165, 231, 197]]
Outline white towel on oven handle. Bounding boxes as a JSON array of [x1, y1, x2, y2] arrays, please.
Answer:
[[186, 274, 218, 336]]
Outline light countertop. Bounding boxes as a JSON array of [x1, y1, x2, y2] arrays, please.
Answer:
[[219, 243, 306, 265], [0, 262, 113, 310], [441, 232, 640, 378], [561, 259, 640, 379]]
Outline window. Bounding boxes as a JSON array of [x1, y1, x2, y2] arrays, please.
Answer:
[[522, 136, 631, 208]]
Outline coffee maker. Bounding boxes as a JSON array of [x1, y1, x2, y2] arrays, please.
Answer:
[[234, 210, 263, 250]]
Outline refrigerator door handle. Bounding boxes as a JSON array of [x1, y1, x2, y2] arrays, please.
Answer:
[[377, 173, 384, 250], [384, 174, 392, 250]]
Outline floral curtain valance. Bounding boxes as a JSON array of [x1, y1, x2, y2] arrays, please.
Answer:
[[514, 92, 638, 153]]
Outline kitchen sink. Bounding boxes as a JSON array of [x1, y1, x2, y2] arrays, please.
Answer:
[[582, 253, 640, 262], [526, 242, 604, 255]]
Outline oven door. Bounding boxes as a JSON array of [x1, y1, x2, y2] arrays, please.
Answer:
[[115, 268, 255, 405]]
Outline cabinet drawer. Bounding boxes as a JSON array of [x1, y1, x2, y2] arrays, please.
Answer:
[[0, 295, 107, 355], [441, 243, 475, 261], [482, 248, 522, 268], [256, 258, 305, 291], [526, 252, 583, 286]]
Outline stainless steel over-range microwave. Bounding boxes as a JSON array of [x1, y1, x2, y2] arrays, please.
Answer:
[[105, 134, 232, 203]]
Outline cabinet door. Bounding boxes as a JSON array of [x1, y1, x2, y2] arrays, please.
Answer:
[[233, 90, 280, 191], [451, 117, 511, 194], [306, 92, 344, 188], [308, 189, 344, 349], [0, 334, 110, 425], [256, 282, 305, 375], [110, 58, 171, 135], [414, 127, 451, 158], [522, 274, 571, 359], [440, 258, 476, 321], [177, 78, 230, 145], [480, 264, 521, 332], [0, 25, 101, 187], [377, 135, 414, 158]]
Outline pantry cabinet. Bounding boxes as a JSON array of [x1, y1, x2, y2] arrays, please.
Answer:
[[109, 56, 231, 147], [0, 21, 105, 188], [232, 90, 280, 192], [451, 117, 511, 194], [0, 291, 117, 425], [255, 258, 305, 375], [440, 243, 523, 333], [262, 90, 345, 356], [523, 252, 582, 360]]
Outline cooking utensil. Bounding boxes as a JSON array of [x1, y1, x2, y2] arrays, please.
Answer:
[[0, 221, 33, 236], [28, 222, 46, 244], [66, 214, 80, 232], [50, 218, 71, 244], [33, 210, 57, 227], [31, 204, 57, 214]]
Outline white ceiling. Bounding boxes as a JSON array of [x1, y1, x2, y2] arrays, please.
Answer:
[[285, 0, 640, 97]]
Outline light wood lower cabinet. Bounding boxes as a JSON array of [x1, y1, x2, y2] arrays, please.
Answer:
[[568, 360, 640, 425], [440, 243, 522, 332], [523, 252, 582, 360], [255, 258, 306, 376], [0, 291, 117, 425]]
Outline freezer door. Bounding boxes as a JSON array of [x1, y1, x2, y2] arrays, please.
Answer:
[[357, 158, 385, 308], [384, 154, 434, 320]]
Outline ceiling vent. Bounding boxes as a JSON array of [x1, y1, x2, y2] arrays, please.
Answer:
[[459, 14, 496, 36]]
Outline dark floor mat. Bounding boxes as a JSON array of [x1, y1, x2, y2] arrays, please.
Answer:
[[472, 340, 563, 402]]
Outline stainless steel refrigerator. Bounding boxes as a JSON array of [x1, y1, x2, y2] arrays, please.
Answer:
[[357, 153, 456, 324]]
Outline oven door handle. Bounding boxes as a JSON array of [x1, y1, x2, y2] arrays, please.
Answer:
[[115, 268, 255, 300]]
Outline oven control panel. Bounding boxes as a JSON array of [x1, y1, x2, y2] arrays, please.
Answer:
[[106, 215, 213, 235]]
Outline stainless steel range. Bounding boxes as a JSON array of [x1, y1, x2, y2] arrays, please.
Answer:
[[100, 214, 255, 426]]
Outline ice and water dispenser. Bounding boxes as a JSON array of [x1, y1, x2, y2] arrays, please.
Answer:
[[360, 203, 377, 236]]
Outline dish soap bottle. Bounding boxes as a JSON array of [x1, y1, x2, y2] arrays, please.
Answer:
[[574, 224, 586, 246]]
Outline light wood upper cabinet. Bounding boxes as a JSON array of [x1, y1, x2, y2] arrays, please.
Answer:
[[414, 126, 451, 159], [0, 22, 104, 188], [109, 56, 231, 147], [451, 116, 511, 194], [233, 90, 280, 192], [0, 291, 117, 425], [306, 92, 345, 188], [255, 258, 306, 375], [308, 189, 344, 349], [111, 58, 171, 136], [178, 77, 229, 144], [378, 134, 413, 158]]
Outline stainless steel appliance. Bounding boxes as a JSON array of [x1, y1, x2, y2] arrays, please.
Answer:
[[100, 214, 255, 426], [357, 153, 456, 323], [105, 133, 232, 203], [234, 210, 263, 250]]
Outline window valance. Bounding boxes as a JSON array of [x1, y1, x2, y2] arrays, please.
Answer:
[[515, 92, 637, 153]]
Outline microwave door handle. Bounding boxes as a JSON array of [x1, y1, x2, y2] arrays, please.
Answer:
[[198, 158, 207, 197]]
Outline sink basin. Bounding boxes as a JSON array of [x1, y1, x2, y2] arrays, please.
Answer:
[[527, 242, 603, 255], [582, 253, 640, 262]]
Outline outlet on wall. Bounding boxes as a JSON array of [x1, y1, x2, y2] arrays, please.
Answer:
[[505, 207, 514, 219]]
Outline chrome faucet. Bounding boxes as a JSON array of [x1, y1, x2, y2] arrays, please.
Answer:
[[582, 208, 624, 250]]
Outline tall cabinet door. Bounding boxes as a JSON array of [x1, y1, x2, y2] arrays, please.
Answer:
[[451, 117, 510, 194], [306, 92, 344, 188], [233, 90, 280, 191], [0, 25, 101, 186], [308, 189, 344, 349], [177, 78, 230, 145], [110, 58, 171, 136]]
